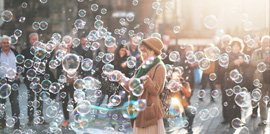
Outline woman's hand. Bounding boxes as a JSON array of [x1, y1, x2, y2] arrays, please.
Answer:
[[140, 75, 149, 84], [121, 62, 127, 68]]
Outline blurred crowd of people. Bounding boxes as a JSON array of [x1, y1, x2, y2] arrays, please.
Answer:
[[0, 32, 269, 134]]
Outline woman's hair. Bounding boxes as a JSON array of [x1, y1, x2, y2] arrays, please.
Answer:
[[139, 42, 159, 56], [113, 44, 128, 66], [230, 38, 244, 52]]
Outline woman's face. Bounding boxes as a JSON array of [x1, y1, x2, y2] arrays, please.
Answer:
[[232, 44, 241, 53], [140, 45, 154, 61], [119, 47, 127, 57]]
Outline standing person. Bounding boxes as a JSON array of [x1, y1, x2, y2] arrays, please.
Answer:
[[75, 36, 97, 78], [94, 45, 117, 106], [113, 44, 134, 78], [128, 40, 142, 70], [223, 38, 248, 124], [180, 44, 197, 91], [250, 35, 270, 126], [169, 68, 194, 133], [119, 37, 166, 134], [200, 45, 216, 102], [216, 34, 232, 124], [21, 33, 49, 125], [0, 35, 21, 129], [59, 39, 78, 127]]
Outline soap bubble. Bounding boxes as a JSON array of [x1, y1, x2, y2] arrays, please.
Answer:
[[235, 92, 250, 107], [131, 35, 142, 46], [46, 106, 58, 118], [15, 54, 25, 64], [167, 80, 182, 93], [209, 73, 216, 81], [165, 1, 174, 9], [76, 100, 91, 115], [49, 82, 61, 94], [74, 19, 86, 29], [22, 2, 28, 8], [0, 84, 12, 99], [151, 33, 161, 39], [152, 2, 160, 10], [62, 53, 80, 75], [73, 79, 84, 90], [32, 21, 40, 30], [78, 9, 86, 17], [109, 95, 121, 106], [225, 88, 233, 97], [26, 69, 37, 80], [105, 36, 116, 48], [204, 47, 220, 61], [126, 12, 135, 22], [101, 8, 107, 14], [39, 21, 48, 30], [156, 8, 163, 15], [40, 0, 48, 4], [173, 26, 180, 33], [209, 107, 219, 117], [94, 20, 103, 29], [91, 4, 99, 11], [204, 15, 218, 29], [198, 89, 206, 99], [231, 118, 244, 129], [199, 58, 210, 70], [240, 13, 249, 22], [169, 51, 180, 62], [199, 109, 210, 121], [19, 17, 26, 23], [122, 101, 138, 119], [233, 85, 242, 94], [211, 90, 219, 98], [14, 29, 23, 37], [134, 99, 147, 111], [39, 91, 50, 102], [257, 62, 266, 73], [1, 10, 13, 22], [243, 21, 253, 31], [81, 58, 93, 71]]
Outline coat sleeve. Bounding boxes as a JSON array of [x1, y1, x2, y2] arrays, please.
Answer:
[[143, 65, 166, 96], [250, 50, 263, 68]]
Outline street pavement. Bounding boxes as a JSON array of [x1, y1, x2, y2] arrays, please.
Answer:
[[0, 79, 269, 134]]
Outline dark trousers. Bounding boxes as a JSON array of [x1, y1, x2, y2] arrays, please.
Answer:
[[0, 83, 20, 128], [62, 84, 76, 120], [222, 93, 241, 122], [200, 73, 215, 92], [26, 82, 44, 121], [185, 106, 195, 130]]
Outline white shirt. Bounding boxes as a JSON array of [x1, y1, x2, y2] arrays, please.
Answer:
[[0, 50, 17, 71]]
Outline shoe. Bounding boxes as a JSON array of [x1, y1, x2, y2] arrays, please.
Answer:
[[0, 125, 5, 129], [251, 113, 257, 118], [187, 128, 193, 134], [27, 121, 34, 126], [61, 120, 69, 127], [221, 120, 229, 124], [199, 98, 203, 101], [40, 121, 49, 125], [258, 121, 267, 126], [211, 97, 215, 102]]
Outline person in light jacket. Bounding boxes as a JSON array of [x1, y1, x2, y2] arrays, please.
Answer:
[[119, 37, 166, 134]]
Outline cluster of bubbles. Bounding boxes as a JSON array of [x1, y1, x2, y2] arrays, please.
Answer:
[[0, 0, 268, 133]]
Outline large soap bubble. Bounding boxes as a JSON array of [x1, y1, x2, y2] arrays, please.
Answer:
[[62, 53, 80, 75]]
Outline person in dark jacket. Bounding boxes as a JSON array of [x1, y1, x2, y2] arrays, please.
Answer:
[[222, 38, 248, 124], [21, 33, 54, 125], [0, 35, 21, 129]]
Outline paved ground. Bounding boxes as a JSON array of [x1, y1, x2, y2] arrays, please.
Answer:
[[1, 80, 269, 134]]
